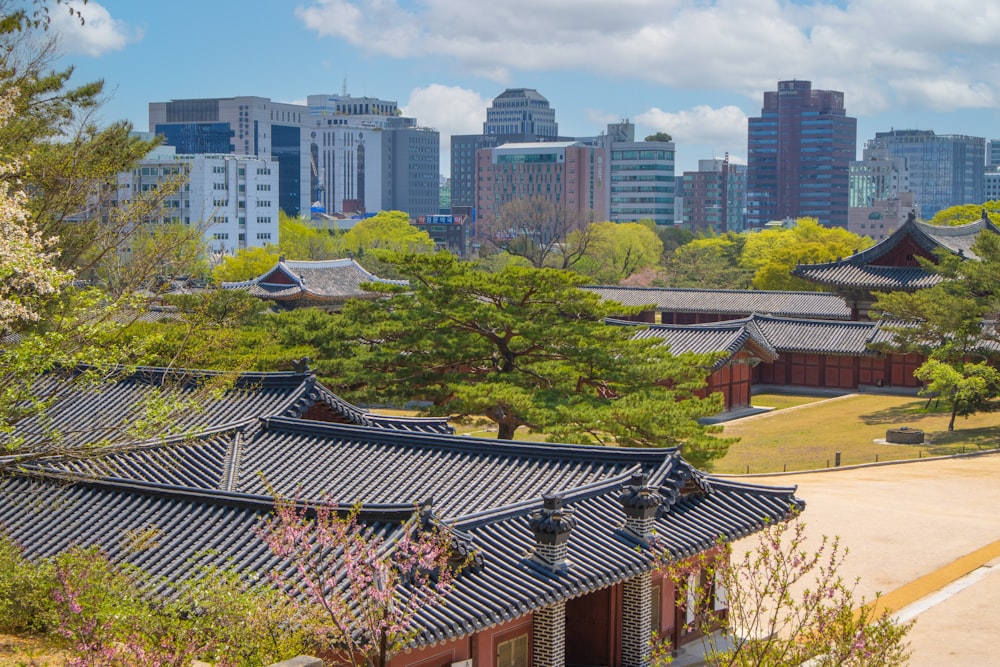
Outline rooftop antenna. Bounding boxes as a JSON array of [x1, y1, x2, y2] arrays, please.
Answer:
[[342, 75, 347, 98]]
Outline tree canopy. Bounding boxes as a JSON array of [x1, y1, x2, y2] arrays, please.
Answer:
[[282, 252, 732, 467], [644, 132, 672, 142], [479, 196, 592, 269], [569, 221, 663, 284], [0, 2, 218, 471], [871, 230, 1000, 429], [740, 218, 874, 290], [929, 200, 1000, 227]]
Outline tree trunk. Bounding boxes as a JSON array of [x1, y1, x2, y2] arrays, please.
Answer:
[[497, 421, 518, 440], [948, 404, 957, 431]]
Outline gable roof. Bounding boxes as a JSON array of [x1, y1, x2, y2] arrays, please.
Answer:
[[791, 215, 1000, 291], [619, 314, 893, 359], [613, 318, 778, 369], [0, 367, 803, 649], [2, 417, 802, 647], [586, 286, 851, 320], [221, 258, 406, 305], [5, 366, 452, 463]]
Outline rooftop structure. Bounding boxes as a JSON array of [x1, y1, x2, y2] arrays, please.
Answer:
[[1, 366, 803, 664], [221, 258, 406, 310]]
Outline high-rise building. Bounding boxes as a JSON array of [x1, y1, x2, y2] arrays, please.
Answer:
[[595, 121, 676, 226], [849, 144, 909, 208], [986, 168, 1000, 202], [149, 93, 440, 220], [115, 143, 280, 254], [679, 156, 747, 233], [474, 141, 603, 223], [747, 80, 857, 228], [451, 88, 563, 210], [847, 142, 915, 240], [867, 130, 984, 218], [988, 140, 1000, 168]]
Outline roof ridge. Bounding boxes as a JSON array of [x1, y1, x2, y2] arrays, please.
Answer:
[[258, 416, 679, 463], [449, 467, 643, 530]]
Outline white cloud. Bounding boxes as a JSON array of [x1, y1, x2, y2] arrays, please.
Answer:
[[293, 0, 1000, 114], [51, 2, 140, 57], [636, 105, 748, 148], [401, 84, 490, 175]]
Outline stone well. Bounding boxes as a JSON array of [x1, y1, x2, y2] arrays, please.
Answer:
[[886, 427, 925, 444]]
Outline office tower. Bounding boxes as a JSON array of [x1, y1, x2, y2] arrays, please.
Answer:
[[747, 80, 857, 227], [450, 88, 561, 210], [116, 143, 280, 254], [150, 93, 440, 219], [868, 130, 984, 218], [596, 121, 676, 226], [679, 156, 747, 233]]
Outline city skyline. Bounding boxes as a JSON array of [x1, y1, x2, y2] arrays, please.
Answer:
[[52, 0, 1000, 177]]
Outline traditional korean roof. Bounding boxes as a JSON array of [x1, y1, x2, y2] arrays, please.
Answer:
[[791, 214, 1000, 291], [221, 258, 406, 306], [618, 314, 889, 359], [5, 366, 452, 460], [585, 286, 852, 320], [0, 366, 803, 649], [0, 416, 803, 648], [613, 319, 779, 369]]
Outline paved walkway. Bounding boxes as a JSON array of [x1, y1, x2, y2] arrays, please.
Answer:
[[739, 453, 1000, 666]]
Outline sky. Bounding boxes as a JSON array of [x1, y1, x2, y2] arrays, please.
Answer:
[[49, 0, 1000, 177]]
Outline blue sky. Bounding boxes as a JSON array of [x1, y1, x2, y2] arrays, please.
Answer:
[[51, 0, 1000, 177]]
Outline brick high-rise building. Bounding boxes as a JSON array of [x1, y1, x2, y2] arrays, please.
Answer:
[[747, 80, 857, 228]]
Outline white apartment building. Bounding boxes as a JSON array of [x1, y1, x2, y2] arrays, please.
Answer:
[[116, 144, 280, 254]]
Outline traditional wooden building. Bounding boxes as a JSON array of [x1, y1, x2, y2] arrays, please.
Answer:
[[620, 314, 933, 410], [616, 319, 778, 410], [792, 211, 1000, 319], [586, 286, 852, 324], [1, 367, 803, 667], [222, 258, 406, 310]]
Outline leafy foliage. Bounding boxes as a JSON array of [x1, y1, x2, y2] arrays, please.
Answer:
[[212, 245, 282, 283], [929, 200, 1000, 227], [0, 532, 312, 667], [570, 221, 663, 284], [294, 252, 731, 467], [663, 234, 752, 289], [740, 218, 873, 290], [872, 230, 1000, 430]]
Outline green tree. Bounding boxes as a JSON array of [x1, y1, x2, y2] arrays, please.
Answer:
[[929, 201, 1000, 227], [211, 245, 281, 283], [872, 231, 1000, 429], [300, 253, 731, 467], [570, 221, 663, 284], [740, 218, 873, 290], [645, 132, 672, 142], [653, 223, 695, 262], [663, 234, 752, 289], [278, 211, 341, 260], [0, 3, 217, 470], [340, 210, 435, 257]]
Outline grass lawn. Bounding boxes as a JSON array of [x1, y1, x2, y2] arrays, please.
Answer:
[[713, 392, 1000, 474]]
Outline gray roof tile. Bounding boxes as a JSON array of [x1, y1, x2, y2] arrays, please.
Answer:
[[585, 286, 851, 319]]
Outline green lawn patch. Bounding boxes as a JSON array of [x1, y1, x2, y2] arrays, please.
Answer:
[[713, 393, 1000, 474]]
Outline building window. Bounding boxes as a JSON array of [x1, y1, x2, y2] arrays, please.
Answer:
[[496, 633, 529, 667], [256, 232, 271, 240]]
